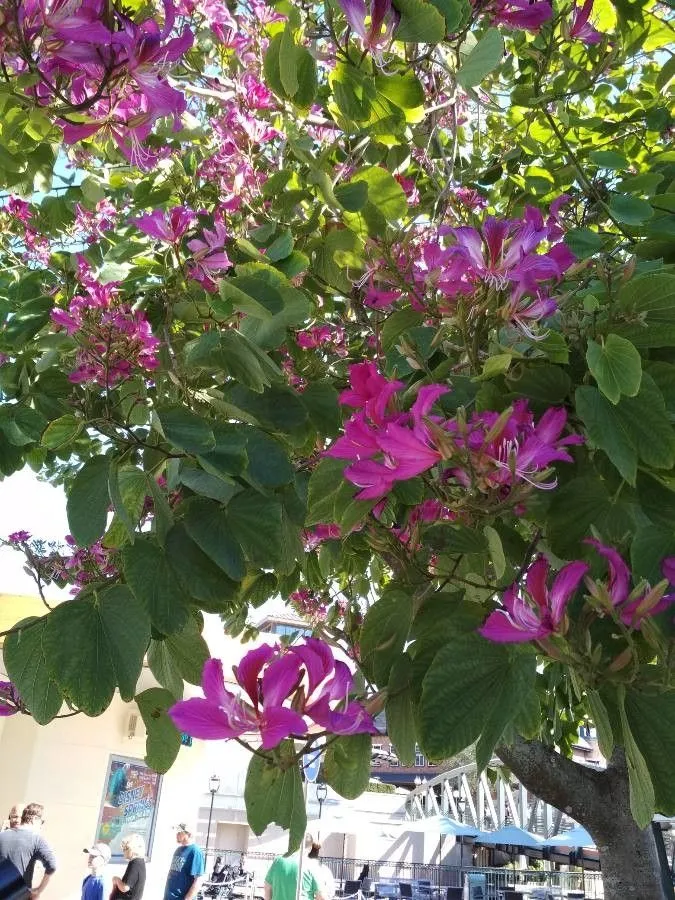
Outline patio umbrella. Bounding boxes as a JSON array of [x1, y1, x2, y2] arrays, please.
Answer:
[[541, 825, 594, 849], [474, 825, 544, 883], [401, 816, 479, 838], [474, 825, 544, 849]]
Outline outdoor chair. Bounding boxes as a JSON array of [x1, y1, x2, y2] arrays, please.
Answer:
[[344, 881, 362, 897], [360, 879, 373, 896], [399, 883, 414, 899]]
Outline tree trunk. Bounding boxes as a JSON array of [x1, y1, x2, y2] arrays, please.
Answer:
[[496, 737, 671, 900]]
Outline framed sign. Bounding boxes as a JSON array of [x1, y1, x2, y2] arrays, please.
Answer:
[[95, 754, 163, 861]]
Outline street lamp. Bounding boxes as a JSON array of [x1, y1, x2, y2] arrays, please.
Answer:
[[452, 788, 467, 870], [205, 774, 220, 855], [316, 783, 328, 819]]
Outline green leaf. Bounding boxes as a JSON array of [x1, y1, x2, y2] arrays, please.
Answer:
[[360, 588, 413, 686], [505, 364, 571, 404], [43, 587, 150, 714], [41, 414, 82, 450], [625, 689, 675, 815], [475, 651, 535, 772], [393, 0, 446, 41], [586, 689, 614, 762], [300, 381, 341, 436], [165, 523, 239, 612], [564, 228, 604, 259], [323, 733, 372, 799], [183, 497, 246, 581], [136, 687, 181, 773], [425, 523, 489, 554], [147, 639, 185, 699], [279, 27, 299, 97], [162, 616, 209, 686], [3, 617, 63, 724], [631, 525, 675, 586], [613, 375, 675, 471], [373, 74, 425, 110], [586, 334, 642, 404], [306, 457, 347, 526], [382, 310, 425, 351], [228, 490, 284, 568], [334, 181, 369, 212], [619, 690, 655, 827], [428, 0, 469, 31], [456, 29, 504, 88], [589, 150, 629, 169], [155, 407, 215, 454], [419, 634, 529, 760], [66, 456, 111, 548], [122, 538, 190, 634], [386, 654, 417, 767], [575, 386, 638, 484], [546, 474, 635, 558], [345, 166, 407, 226], [266, 230, 294, 262], [244, 742, 306, 853], [609, 194, 654, 225], [483, 525, 506, 579]]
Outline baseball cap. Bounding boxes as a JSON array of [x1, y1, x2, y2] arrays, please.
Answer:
[[83, 843, 112, 863]]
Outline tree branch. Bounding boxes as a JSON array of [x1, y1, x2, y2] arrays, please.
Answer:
[[496, 735, 608, 828]]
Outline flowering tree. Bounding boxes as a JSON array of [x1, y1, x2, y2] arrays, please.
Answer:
[[0, 0, 673, 894]]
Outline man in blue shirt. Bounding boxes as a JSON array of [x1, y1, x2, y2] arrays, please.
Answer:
[[81, 843, 112, 900], [163, 823, 205, 900]]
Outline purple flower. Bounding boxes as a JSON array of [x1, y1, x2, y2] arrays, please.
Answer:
[[569, 0, 603, 44], [482, 0, 552, 30], [132, 206, 195, 243], [187, 222, 232, 291], [169, 638, 376, 750], [0, 681, 20, 716], [479, 556, 589, 643], [585, 540, 675, 628], [8, 531, 31, 544], [336, 0, 399, 50]]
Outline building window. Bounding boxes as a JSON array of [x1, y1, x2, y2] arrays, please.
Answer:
[[415, 750, 426, 767]]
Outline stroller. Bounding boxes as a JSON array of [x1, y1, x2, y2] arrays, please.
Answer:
[[200, 857, 252, 900]]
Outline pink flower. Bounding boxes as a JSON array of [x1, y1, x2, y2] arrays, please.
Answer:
[[338, 361, 403, 425], [169, 639, 376, 749], [8, 531, 31, 543], [584, 540, 675, 628], [336, 0, 399, 50], [187, 222, 232, 291], [569, 0, 603, 43], [480, 556, 589, 643], [132, 206, 195, 243], [481, 0, 552, 30]]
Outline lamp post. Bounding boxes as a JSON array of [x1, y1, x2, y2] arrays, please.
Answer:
[[453, 788, 467, 870], [205, 774, 220, 856], [316, 783, 328, 819]]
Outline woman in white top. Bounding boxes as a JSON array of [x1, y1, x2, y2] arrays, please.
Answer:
[[308, 843, 335, 900]]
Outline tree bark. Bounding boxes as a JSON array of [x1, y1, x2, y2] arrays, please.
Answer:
[[496, 737, 670, 900]]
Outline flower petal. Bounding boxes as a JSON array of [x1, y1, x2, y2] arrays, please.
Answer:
[[262, 653, 303, 708], [525, 557, 550, 611], [235, 643, 277, 705], [168, 698, 250, 740], [585, 539, 631, 606], [259, 706, 308, 750], [201, 658, 228, 706], [479, 609, 550, 643], [549, 561, 589, 625]]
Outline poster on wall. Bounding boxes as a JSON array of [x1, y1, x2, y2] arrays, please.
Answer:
[[95, 754, 162, 861]]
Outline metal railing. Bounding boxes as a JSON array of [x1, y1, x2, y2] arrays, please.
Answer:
[[202, 850, 603, 899]]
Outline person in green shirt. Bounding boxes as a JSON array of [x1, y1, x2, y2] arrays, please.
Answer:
[[264, 836, 324, 900]]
